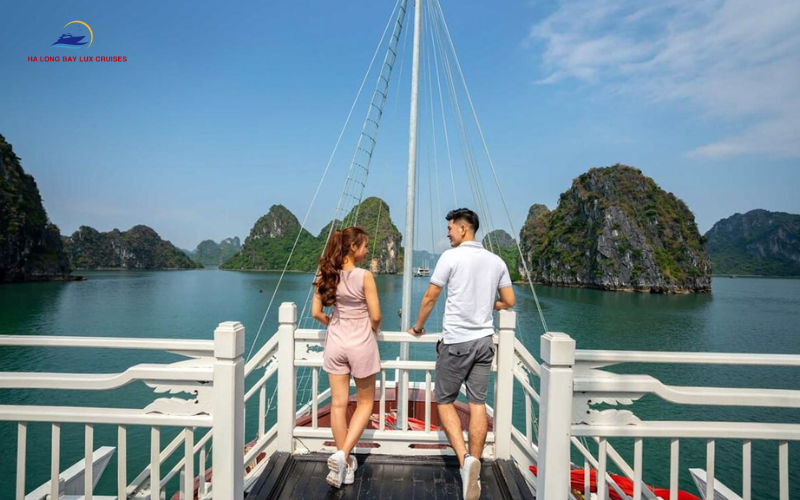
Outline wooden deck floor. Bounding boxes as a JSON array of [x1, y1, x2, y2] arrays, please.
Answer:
[[246, 452, 536, 500]]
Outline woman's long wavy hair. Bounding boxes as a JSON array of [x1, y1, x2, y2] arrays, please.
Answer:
[[314, 226, 368, 307]]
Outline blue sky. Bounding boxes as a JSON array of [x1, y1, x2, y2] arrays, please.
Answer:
[[2, 0, 798, 252]]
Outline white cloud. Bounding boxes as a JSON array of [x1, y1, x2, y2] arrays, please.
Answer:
[[530, 0, 800, 159]]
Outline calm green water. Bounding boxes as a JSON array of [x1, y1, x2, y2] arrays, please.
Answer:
[[1, 271, 798, 498]]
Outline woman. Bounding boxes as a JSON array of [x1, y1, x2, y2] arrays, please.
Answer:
[[312, 226, 382, 488]]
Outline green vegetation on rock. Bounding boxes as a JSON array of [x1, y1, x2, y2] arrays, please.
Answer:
[[342, 197, 403, 273], [0, 134, 72, 282], [705, 209, 800, 276], [190, 237, 241, 266], [221, 205, 320, 271], [519, 165, 711, 293], [221, 198, 403, 273], [482, 229, 521, 281], [64, 225, 202, 270]]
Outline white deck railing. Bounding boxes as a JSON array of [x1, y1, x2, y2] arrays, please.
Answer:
[[273, 302, 525, 460], [535, 332, 800, 500], [12, 302, 795, 500], [1, 322, 246, 500], [11, 301, 795, 500], [1, 303, 542, 499]]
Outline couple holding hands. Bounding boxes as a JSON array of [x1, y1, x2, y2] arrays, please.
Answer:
[[312, 208, 515, 500]]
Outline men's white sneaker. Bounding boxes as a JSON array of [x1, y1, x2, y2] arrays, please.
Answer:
[[326, 450, 347, 488], [344, 455, 358, 485], [460, 454, 481, 500]]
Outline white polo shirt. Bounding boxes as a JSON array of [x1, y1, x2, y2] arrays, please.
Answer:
[[430, 241, 512, 344]]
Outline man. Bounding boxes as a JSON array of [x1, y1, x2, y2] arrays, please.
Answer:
[[407, 208, 515, 500]]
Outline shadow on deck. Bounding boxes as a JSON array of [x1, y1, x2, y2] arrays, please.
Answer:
[[246, 452, 536, 500]]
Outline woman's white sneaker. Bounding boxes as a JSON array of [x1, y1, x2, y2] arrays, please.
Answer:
[[326, 450, 347, 488], [344, 455, 358, 485]]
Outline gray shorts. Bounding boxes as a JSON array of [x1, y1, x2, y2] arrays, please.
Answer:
[[434, 335, 496, 405]]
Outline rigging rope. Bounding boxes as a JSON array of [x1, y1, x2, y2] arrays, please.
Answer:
[[244, 0, 406, 363], [292, 0, 411, 415], [253, 0, 554, 429], [430, 0, 549, 334]]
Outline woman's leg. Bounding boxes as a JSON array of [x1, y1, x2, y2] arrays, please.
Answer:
[[328, 373, 351, 452], [340, 373, 376, 459]]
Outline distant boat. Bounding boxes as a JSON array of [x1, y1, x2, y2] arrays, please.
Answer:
[[52, 33, 87, 46], [413, 266, 430, 277]]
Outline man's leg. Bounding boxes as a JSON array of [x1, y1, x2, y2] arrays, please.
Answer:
[[435, 339, 470, 467], [463, 336, 494, 459], [437, 402, 468, 467], [467, 402, 488, 459]]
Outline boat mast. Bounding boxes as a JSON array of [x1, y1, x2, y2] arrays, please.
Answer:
[[401, 0, 423, 334], [398, 0, 422, 431]]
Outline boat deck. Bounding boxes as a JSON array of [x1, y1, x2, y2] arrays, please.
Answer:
[[246, 452, 535, 500]]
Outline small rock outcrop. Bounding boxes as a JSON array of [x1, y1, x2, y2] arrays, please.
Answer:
[[519, 165, 712, 293], [705, 209, 800, 276]]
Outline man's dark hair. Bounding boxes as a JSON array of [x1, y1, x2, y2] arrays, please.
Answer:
[[446, 208, 479, 232]]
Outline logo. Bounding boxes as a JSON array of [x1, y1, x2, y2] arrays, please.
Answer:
[[28, 20, 127, 62], [51, 20, 93, 49]]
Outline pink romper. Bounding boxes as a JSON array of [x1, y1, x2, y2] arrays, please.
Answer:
[[323, 268, 381, 379]]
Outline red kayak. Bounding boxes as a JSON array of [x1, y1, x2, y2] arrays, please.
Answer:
[[529, 465, 701, 500]]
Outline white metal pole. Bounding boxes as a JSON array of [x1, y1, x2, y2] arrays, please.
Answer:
[[401, 0, 422, 333], [399, 0, 423, 431]]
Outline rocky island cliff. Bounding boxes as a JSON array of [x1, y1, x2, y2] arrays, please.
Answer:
[[705, 209, 800, 276], [519, 165, 712, 293], [0, 134, 72, 283], [188, 237, 242, 266], [221, 197, 403, 273], [482, 229, 521, 281], [343, 197, 403, 274], [64, 225, 202, 270]]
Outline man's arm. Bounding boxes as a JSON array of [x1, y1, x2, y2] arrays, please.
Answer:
[[407, 283, 442, 336], [494, 286, 515, 310]]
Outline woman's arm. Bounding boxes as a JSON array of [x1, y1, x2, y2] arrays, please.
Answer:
[[311, 291, 330, 327], [363, 271, 382, 333]]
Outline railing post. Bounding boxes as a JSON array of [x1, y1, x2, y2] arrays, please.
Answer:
[[537, 332, 575, 500], [277, 302, 297, 452], [212, 321, 245, 499], [494, 309, 516, 460]]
